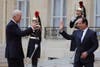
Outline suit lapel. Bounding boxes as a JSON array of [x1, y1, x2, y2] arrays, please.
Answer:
[[76, 30, 82, 45]]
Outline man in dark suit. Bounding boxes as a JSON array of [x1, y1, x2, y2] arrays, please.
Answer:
[[5, 10, 40, 67], [59, 18, 98, 67]]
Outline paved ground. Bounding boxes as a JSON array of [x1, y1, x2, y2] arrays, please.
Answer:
[[1, 39, 100, 67], [0, 55, 100, 67], [38, 57, 100, 67]]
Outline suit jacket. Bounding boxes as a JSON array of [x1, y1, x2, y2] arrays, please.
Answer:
[[60, 29, 98, 63], [5, 20, 33, 59]]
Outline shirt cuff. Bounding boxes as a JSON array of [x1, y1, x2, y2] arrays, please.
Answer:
[[59, 30, 64, 33]]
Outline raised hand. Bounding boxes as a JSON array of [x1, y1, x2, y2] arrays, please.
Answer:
[[35, 24, 41, 30], [59, 19, 64, 31], [32, 23, 41, 30]]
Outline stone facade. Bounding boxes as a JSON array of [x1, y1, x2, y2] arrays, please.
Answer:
[[0, 0, 99, 62]]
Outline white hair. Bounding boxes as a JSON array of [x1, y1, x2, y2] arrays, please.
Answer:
[[12, 9, 22, 17]]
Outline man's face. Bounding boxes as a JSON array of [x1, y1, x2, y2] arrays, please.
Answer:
[[32, 20, 40, 29], [14, 13, 22, 23], [76, 10, 82, 16], [76, 18, 86, 30], [32, 20, 38, 25]]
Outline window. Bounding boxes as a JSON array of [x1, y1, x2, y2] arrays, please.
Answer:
[[17, 0, 30, 30], [95, 0, 100, 27], [51, 0, 67, 27], [44, 0, 67, 39], [94, 0, 100, 39]]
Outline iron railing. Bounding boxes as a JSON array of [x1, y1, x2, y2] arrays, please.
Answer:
[[44, 27, 100, 40], [44, 27, 67, 39], [19, 27, 100, 40]]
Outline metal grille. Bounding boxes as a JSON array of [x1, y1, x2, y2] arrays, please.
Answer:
[[44, 27, 100, 40], [44, 27, 67, 39]]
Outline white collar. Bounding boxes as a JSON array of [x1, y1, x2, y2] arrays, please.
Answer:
[[11, 18, 17, 24], [83, 27, 88, 32]]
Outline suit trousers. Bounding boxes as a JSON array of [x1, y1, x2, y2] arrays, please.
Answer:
[[74, 61, 94, 67], [7, 58, 24, 67]]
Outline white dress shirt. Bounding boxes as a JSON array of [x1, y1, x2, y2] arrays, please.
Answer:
[[81, 27, 88, 42]]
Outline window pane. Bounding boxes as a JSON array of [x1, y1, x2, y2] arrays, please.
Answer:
[[63, 0, 66, 16], [18, 18, 24, 27], [26, 18, 29, 26], [18, 18, 28, 30], [51, 0, 67, 27], [18, 1, 24, 17], [53, 18, 60, 27], [63, 18, 67, 26], [53, 17, 66, 27], [19, 18, 23, 25], [17, 0, 30, 28], [96, 16, 100, 36], [96, 16, 100, 27], [96, 0, 100, 15], [53, 0, 61, 16]]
